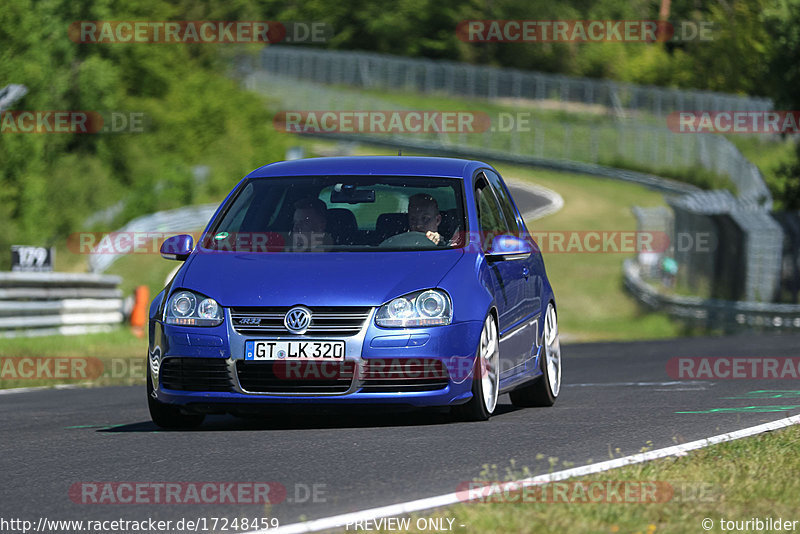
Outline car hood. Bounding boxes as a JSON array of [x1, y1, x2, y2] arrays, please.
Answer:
[[178, 249, 465, 307]]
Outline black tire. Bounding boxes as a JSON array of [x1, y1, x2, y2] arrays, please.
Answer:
[[147, 371, 205, 429], [510, 303, 560, 408], [508, 371, 556, 407], [452, 315, 498, 422], [452, 360, 491, 422]]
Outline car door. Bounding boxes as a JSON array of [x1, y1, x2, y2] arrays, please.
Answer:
[[484, 169, 543, 367], [484, 169, 543, 314], [474, 172, 529, 378]]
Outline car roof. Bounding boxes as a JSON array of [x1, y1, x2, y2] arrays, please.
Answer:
[[246, 156, 491, 179]]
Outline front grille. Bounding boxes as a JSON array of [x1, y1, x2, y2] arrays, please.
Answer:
[[359, 358, 450, 392], [160, 357, 233, 392], [230, 306, 371, 336], [236, 360, 355, 393]]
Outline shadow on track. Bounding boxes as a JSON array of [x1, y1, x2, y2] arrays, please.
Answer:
[[98, 402, 520, 432]]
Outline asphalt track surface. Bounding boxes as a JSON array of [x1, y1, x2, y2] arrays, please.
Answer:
[[507, 184, 551, 215], [2, 188, 800, 529], [3, 335, 800, 527]]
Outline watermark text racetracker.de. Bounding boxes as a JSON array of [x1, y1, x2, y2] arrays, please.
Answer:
[[456, 19, 714, 43], [456, 480, 719, 504], [69, 481, 325, 505], [67, 230, 714, 255], [69, 20, 332, 44], [0, 357, 104, 381], [0, 111, 146, 134], [273, 110, 491, 134], [667, 111, 800, 134], [0, 357, 148, 381], [667, 357, 800, 379]]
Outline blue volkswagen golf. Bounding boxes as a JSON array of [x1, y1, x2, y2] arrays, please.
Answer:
[[148, 156, 561, 427]]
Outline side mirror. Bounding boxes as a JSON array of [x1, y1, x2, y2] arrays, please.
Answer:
[[160, 234, 194, 261], [486, 234, 532, 261]]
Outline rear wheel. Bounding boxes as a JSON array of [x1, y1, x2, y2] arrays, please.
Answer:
[[453, 314, 499, 421], [147, 371, 205, 429], [510, 302, 561, 407]]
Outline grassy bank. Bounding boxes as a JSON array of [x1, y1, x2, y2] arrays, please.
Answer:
[[399, 423, 800, 533], [0, 329, 145, 389]]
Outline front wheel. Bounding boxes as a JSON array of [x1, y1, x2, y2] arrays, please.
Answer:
[[147, 371, 205, 429], [510, 302, 561, 407], [453, 314, 499, 421]]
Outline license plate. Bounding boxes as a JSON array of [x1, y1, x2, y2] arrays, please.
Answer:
[[245, 340, 345, 361]]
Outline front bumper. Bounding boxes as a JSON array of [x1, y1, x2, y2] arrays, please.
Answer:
[[149, 310, 482, 409]]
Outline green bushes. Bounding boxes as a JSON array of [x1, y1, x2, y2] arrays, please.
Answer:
[[0, 0, 287, 268]]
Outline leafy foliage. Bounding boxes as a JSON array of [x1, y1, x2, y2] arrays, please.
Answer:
[[0, 0, 288, 262], [2, 0, 799, 256]]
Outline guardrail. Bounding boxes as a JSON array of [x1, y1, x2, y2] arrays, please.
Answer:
[[255, 47, 773, 118], [0, 84, 28, 111], [88, 203, 218, 273], [247, 72, 703, 197], [0, 272, 123, 338], [248, 52, 773, 207], [623, 259, 800, 332]]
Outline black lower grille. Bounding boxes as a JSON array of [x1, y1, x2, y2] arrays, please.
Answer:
[[160, 358, 233, 392], [359, 359, 450, 392], [236, 361, 355, 393]]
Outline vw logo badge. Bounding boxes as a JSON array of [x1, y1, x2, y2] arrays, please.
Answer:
[[284, 306, 312, 334]]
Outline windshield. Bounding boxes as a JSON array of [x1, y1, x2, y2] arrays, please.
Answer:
[[203, 175, 467, 252]]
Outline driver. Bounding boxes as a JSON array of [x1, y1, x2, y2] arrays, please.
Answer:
[[407, 193, 442, 245], [380, 193, 443, 247]]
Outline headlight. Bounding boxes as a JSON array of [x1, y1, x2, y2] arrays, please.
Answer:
[[375, 289, 452, 327], [165, 290, 223, 326]]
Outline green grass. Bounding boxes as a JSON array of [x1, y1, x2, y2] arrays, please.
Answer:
[[397, 424, 800, 534], [728, 134, 796, 179], [514, 167, 680, 341], [0, 328, 146, 389], [358, 87, 641, 127]]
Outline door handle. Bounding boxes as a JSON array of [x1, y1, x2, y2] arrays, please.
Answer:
[[522, 267, 530, 280]]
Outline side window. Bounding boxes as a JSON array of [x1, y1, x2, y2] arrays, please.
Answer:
[[483, 169, 520, 235], [475, 176, 507, 250]]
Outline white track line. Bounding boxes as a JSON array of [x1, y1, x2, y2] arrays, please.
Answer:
[[565, 381, 711, 388], [260, 413, 800, 534], [507, 180, 564, 221], [0, 384, 82, 395]]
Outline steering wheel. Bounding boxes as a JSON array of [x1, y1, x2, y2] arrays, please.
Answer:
[[379, 231, 437, 248]]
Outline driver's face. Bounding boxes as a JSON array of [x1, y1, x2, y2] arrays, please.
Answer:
[[408, 204, 440, 233]]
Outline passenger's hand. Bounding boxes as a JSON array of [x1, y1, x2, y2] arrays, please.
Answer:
[[426, 231, 441, 245]]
